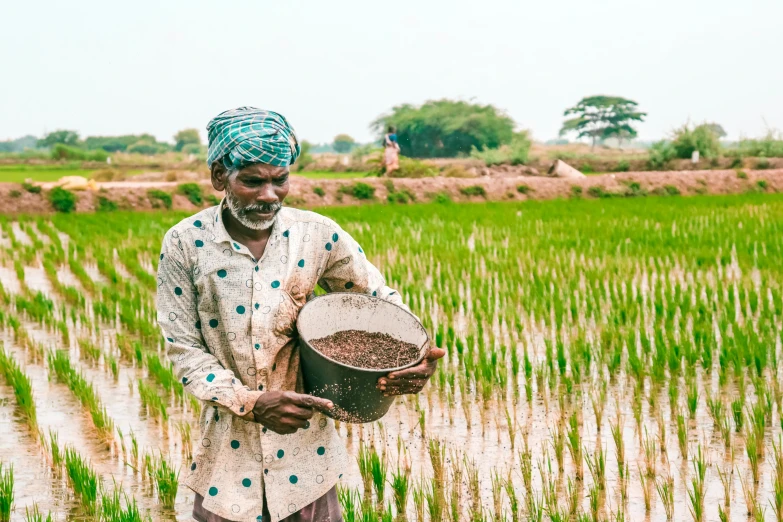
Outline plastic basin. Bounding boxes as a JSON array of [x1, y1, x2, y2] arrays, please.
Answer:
[[297, 292, 429, 423]]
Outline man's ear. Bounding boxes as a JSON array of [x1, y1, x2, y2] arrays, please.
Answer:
[[211, 162, 228, 191]]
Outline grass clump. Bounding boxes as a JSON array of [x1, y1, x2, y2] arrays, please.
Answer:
[[205, 194, 220, 206], [9, 190, 21, 198], [147, 189, 172, 209], [49, 187, 77, 213], [313, 186, 325, 197], [459, 185, 487, 198], [64, 447, 98, 514], [145, 453, 178, 509], [736, 169, 748, 179], [177, 183, 203, 206], [22, 181, 42, 194], [0, 463, 12, 522], [470, 132, 531, 166], [339, 182, 375, 200], [96, 196, 118, 212], [0, 347, 37, 432], [570, 185, 583, 198], [516, 184, 532, 195]]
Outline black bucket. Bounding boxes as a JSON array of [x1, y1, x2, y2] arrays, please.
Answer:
[[297, 293, 429, 423]]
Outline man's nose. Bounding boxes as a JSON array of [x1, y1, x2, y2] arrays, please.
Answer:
[[256, 184, 278, 203]]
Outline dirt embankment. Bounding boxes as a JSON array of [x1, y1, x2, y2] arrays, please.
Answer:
[[1, 169, 782, 214]]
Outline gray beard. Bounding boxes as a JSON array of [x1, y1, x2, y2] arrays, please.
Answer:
[[224, 186, 281, 231]]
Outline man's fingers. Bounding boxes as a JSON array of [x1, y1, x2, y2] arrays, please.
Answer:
[[387, 365, 430, 380], [286, 405, 315, 420], [426, 347, 446, 361], [289, 392, 334, 412]]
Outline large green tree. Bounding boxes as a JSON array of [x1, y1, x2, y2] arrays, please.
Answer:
[[373, 100, 515, 158], [39, 130, 80, 148], [559, 96, 646, 148], [332, 134, 355, 153], [174, 129, 201, 152]]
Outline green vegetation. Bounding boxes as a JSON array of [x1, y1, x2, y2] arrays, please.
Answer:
[[470, 132, 531, 166], [0, 348, 37, 432], [338, 182, 376, 200], [49, 187, 77, 213], [373, 99, 515, 158], [0, 463, 12, 522], [333, 134, 356, 153], [147, 189, 172, 209], [293, 171, 369, 180], [96, 196, 118, 212], [560, 95, 646, 147], [670, 123, 722, 159], [459, 185, 487, 197], [177, 183, 203, 206]]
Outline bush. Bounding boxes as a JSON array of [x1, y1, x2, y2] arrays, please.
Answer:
[[571, 186, 583, 198], [313, 187, 325, 197], [182, 143, 204, 155], [22, 182, 41, 194], [671, 123, 721, 160], [177, 183, 203, 206], [387, 157, 438, 178], [339, 182, 375, 200], [470, 132, 531, 166], [49, 187, 77, 213], [516, 184, 532, 195], [613, 160, 631, 172], [727, 133, 783, 158], [729, 157, 744, 168], [664, 185, 681, 196], [96, 196, 118, 212], [587, 186, 611, 198], [433, 192, 451, 204], [295, 141, 315, 171], [622, 181, 647, 197], [647, 140, 676, 170], [9, 190, 21, 198], [91, 169, 126, 182], [441, 166, 474, 178], [127, 140, 167, 155], [736, 170, 748, 179], [459, 185, 487, 197], [51, 143, 108, 162], [756, 158, 770, 170], [757, 180, 769, 191], [580, 164, 595, 174], [205, 194, 220, 206], [148, 189, 173, 209]]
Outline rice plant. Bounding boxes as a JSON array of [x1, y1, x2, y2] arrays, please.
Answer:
[[64, 446, 99, 514], [145, 452, 178, 509], [0, 463, 12, 522], [655, 474, 675, 520], [0, 347, 37, 432], [23, 505, 53, 522]]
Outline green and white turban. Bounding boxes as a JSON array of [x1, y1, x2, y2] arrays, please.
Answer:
[[206, 107, 301, 170]]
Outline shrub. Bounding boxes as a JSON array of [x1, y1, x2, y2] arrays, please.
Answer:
[[22, 182, 42, 194], [91, 169, 125, 182], [571, 186, 583, 198], [736, 170, 748, 179], [177, 183, 203, 206], [469, 132, 531, 166], [387, 157, 438, 178], [757, 180, 769, 191], [613, 160, 631, 172], [622, 181, 647, 197], [729, 157, 744, 168], [49, 187, 77, 213], [516, 184, 532, 195], [459, 185, 487, 197], [433, 192, 451, 204], [51, 143, 108, 162], [127, 140, 167, 155], [286, 196, 306, 206], [313, 186, 325, 197], [664, 185, 681, 196], [671, 123, 721, 159], [441, 166, 474, 178], [727, 133, 783, 158], [587, 186, 611, 198], [205, 194, 220, 206], [9, 190, 21, 198], [647, 140, 676, 170], [96, 196, 117, 212], [756, 158, 770, 170], [148, 189, 173, 209], [339, 182, 375, 200]]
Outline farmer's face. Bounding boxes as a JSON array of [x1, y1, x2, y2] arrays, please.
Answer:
[[212, 163, 290, 230]]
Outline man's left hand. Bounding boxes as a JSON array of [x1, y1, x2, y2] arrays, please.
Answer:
[[376, 347, 446, 396]]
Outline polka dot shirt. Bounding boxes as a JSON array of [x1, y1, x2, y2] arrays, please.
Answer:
[[156, 202, 406, 522]]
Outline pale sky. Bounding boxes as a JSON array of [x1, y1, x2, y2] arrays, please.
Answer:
[[2, 0, 781, 145]]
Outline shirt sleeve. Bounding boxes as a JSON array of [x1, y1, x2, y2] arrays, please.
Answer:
[[156, 230, 262, 417], [318, 223, 409, 312]]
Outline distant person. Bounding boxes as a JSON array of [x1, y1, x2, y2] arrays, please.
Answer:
[[383, 125, 400, 176], [156, 107, 444, 522]]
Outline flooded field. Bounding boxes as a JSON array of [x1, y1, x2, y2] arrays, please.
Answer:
[[0, 194, 783, 521]]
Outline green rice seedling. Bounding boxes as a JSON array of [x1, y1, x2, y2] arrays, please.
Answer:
[[717, 466, 731, 508], [390, 466, 409, 522], [145, 452, 178, 509], [686, 380, 699, 419], [48, 430, 62, 470], [490, 470, 503, 522], [24, 504, 53, 522], [77, 338, 101, 364], [357, 441, 373, 509], [591, 384, 606, 431], [106, 352, 119, 379], [676, 411, 688, 459], [706, 394, 724, 427], [0, 347, 38, 432], [610, 412, 625, 471], [370, 445, 388, 511], [656, 408, 667, 456], [740, 469, 757, 517], [638, 467, 651, 513], [411, 481, 424, 522], [566, 412, 583, 480], [518, 441, 533, 495], [464, 457, 481, 522], [718, 506, 728, 522], [99, 483, 147, 522], [338, 486, 360, 522], [176, 421, 192, 461], [548, 422, 564, 472], [588, 484, 601, 521], [643, 428, 656, 477], [0, 463, 12, 522], [655, 475, 675, 520], [137, 379, 168, 420], [447, 455, 462, 522], [64, 446, 98, 514], [688, 445, 707, 522], [586, 445, 606, 491], [502, 473, 518, 522], [565, 477, 579, 518], [731, 397, 744, 432], [526, 492, 543, 522], [746, 427, 760, 483], [718, 412, 732, 448]]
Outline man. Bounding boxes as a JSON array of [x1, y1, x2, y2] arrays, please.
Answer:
[[156, 107, 444, 522]]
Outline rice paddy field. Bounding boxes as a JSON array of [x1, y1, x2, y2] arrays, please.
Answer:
[[0, 193, 783, 521]]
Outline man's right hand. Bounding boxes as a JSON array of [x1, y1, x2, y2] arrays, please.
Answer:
[[252, 391, 334, 434]]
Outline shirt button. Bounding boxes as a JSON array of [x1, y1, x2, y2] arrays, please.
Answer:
[[258, 384, 264, 391]]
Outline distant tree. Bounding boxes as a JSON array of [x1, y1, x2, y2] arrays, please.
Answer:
[[372, 99, 515, 158], [704, 123, 727, 139], [294, 140, 315, 171], [39, 130, 80, 148], [174, 129, 201, 152], [127, 139, 168, 155], [332, 134, 356, 154], [560, 96, 646, 148], [83, 134, 157, 152], [0, 135, 39, 153], [670, 123, 722, 159]]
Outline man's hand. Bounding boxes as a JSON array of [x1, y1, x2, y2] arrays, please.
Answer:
[[252, 391, 334, 435], [377, 347, 446, 396]]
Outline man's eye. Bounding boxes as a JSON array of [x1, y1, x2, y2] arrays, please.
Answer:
[[274, 177, 289, 185]]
